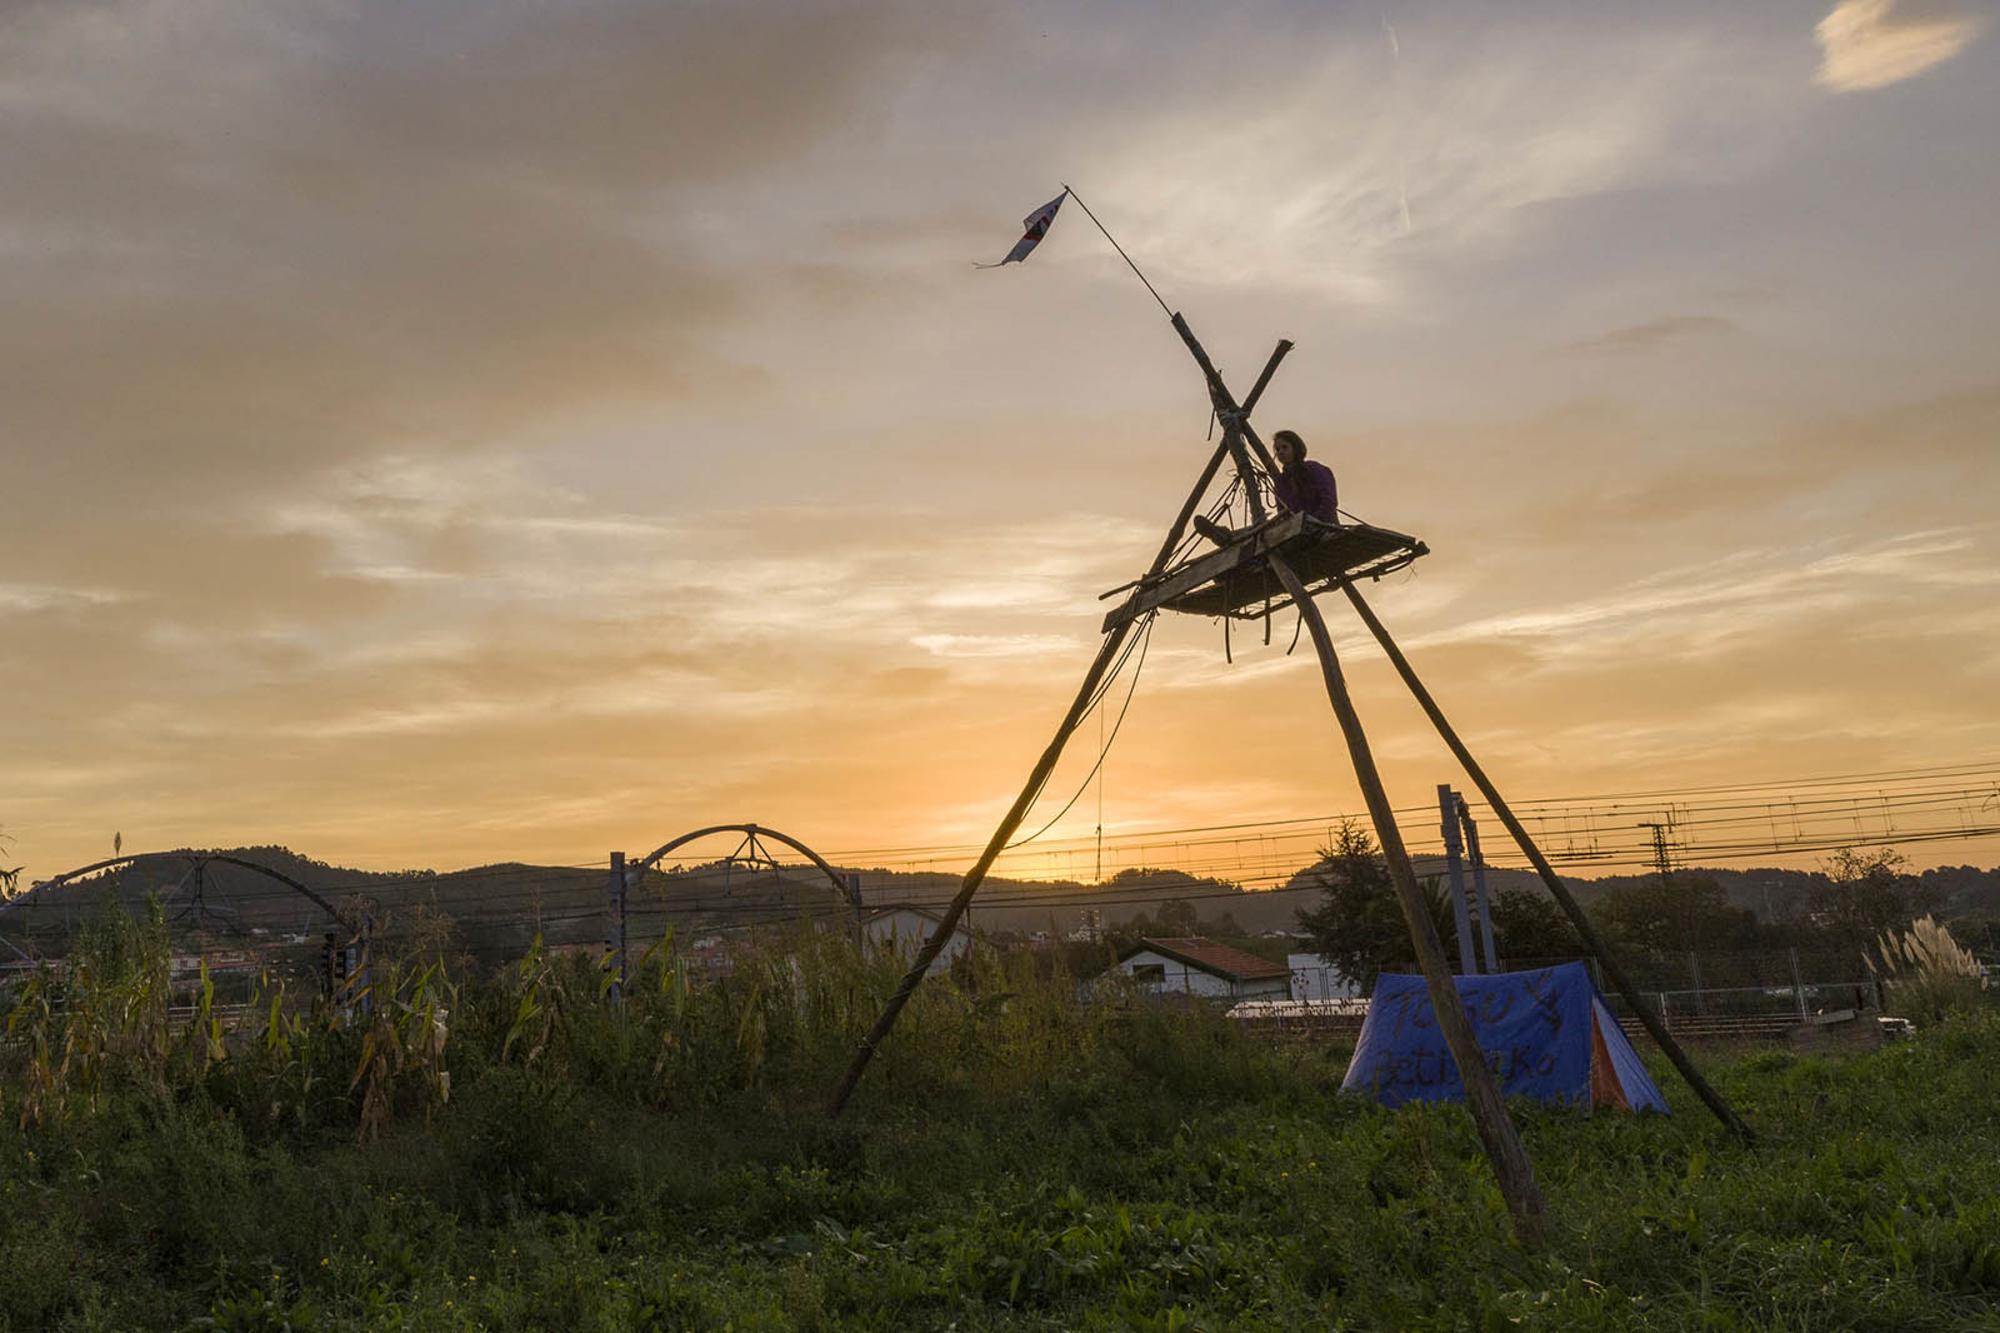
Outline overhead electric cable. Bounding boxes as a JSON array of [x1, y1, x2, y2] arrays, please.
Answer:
[[1009, 612, 1157, 849]]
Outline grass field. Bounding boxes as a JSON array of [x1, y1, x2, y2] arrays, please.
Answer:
[[2, 916, 1997, 1331]]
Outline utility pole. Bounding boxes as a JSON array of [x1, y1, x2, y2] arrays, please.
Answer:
[[1639, 821, 1674, 886], [1459, 795, 1500, 973], [1639, 820, 1693, 983], [1440, 784, 1478, 974], [606, 851, 627, 1008], [356, 909, 374, 1018]]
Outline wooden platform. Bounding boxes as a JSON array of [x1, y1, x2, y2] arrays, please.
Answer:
[[1103, 513, 1427, 632]]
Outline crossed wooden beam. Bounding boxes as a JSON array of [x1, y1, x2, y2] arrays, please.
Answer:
[[827, 313, 1751, 1248]]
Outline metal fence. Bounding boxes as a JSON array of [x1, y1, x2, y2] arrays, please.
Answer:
[[1238, 950, 1887, 1044]]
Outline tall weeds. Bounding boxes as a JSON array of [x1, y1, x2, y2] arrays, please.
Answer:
[[1871, 913, 1990, 1024], [4, 902, 173, 1124], [0, 904, 1282, 1143]]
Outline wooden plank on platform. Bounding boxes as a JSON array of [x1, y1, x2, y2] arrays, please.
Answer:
[[1102, 514, 1306, 632]]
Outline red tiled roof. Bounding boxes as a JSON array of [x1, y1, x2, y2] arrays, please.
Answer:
[[1124, 937, 1290, 982]]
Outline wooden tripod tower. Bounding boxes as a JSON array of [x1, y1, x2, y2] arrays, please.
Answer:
[[827, 308, 1751, 1246]]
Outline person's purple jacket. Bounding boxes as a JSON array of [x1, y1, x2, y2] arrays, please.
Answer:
[[1274, 459, 1338, 523]]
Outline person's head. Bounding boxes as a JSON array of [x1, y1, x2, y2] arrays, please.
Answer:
[[1272, 429, 1305, 468]]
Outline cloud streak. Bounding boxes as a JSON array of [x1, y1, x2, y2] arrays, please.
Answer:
[[1083, 12, 1800, 301], [1408, 527, 1999, 663], [1555, 315, 1737, 357], [1816, 0, 1983, 92]]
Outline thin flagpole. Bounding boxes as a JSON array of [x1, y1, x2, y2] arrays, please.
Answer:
[[1060, 182, 1173, 318]]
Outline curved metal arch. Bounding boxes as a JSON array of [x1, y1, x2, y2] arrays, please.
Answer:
[[26, 851, 347, 923], [629, 824, 862, 913]]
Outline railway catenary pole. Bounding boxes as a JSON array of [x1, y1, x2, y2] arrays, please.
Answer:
[[1460, 797, 1501, 973], [1441, 783, 1479, 973]]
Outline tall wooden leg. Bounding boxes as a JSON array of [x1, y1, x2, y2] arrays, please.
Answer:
[[831, 349, 1288, 1116], [1340, 580, 1754, 1142], [1268, 556, 1546, 1248], [829, 618, 1139, 1116]]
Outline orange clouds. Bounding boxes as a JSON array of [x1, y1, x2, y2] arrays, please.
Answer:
[[4, 3, 1998, 886]]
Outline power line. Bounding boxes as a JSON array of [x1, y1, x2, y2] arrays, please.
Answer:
[[15, 762, 1997, 956], [1008, 613, 1157, 850], [818, 759, 2000, 862]]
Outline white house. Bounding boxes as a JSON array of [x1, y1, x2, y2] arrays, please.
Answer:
[[1287, 952, 1362, 1002], [1114, 937, 1291, 1000], [861, 904, 980, 975]]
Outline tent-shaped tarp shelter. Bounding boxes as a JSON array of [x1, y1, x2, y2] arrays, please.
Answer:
[[1343, 961, 1666, 1113]]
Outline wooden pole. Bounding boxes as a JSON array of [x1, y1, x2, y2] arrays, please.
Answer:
[[1169, 337, 1289, 547], [830, 616, 1139, 1115], [1169, 317, 1262, 523], [1223, 421, 1267, 524], [1339, 580, 1755, 1142], [1171, 314, 1282, 475], [1168, 317, 1308, 559], [832, 330, 1297, 1114], [1240, 339, 1295, 419], [1147, 438, 1234, 573], [1268, 555, 1545, 1247], [606, 851, 627, 1008]]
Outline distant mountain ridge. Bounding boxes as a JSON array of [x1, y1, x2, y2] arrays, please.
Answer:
[[10, 845, 1996, 957]]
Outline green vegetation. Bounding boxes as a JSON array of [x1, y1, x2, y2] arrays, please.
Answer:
[[1291, 827, 1986, 998], [1, 905, 1998, 1331], [1295, 822, 1579, 984]]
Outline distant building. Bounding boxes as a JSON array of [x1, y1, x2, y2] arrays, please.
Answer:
[[1114, 937, 1290, 1000], [862, 904, 980, 976], [1069, 908, 1105, 944], [1287, 952, 1362, 1002], [684, 939, 735, 979]]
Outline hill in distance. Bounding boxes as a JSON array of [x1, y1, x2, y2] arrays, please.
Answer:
[[10, 845, 1996, 960]]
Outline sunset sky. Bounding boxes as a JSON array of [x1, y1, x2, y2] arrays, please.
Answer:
[[4, 1, 1996, 882]]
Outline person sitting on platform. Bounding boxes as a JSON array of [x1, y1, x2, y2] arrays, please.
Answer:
[[1271, 428, 1338, 523], [1192, 428, 1337, 546]]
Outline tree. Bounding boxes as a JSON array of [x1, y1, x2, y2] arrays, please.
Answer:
[[1810, 848, 1939, 960], [1595, 873, 1761, 956], [1487, 888, 1576, 964], [1155, 897, 1199, 935], [1293, 821, 1450, 995]]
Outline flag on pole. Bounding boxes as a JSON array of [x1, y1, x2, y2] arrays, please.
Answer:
[[980, 189, 1067, 267]]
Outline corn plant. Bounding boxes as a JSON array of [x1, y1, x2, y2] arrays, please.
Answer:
[[188, 961, 226, 1074], [2, 901, 176, 1124], [497, 935, 560, 1067], [348, 955, 456, 1142], [6, 968, 60, 1128]]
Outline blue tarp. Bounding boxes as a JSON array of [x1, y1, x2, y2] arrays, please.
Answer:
[[1341, 962, 1666, 1113]]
